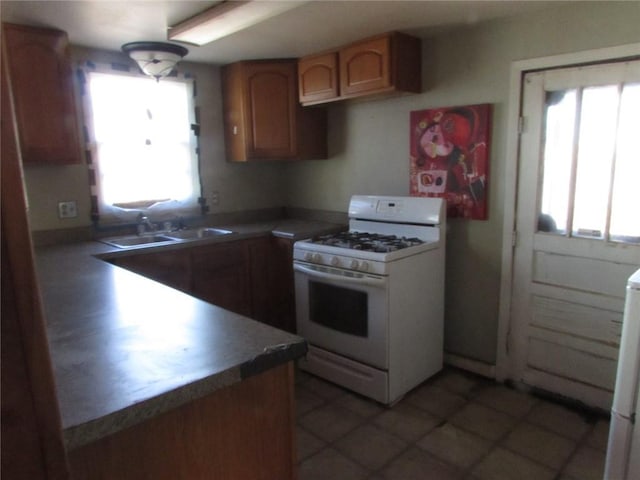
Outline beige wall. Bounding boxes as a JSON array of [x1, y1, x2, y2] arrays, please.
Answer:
[[284, 1, 640, 364], [22, 1, 640, 365]]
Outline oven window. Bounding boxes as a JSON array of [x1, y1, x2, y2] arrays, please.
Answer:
[[309, 281, 368, 337]]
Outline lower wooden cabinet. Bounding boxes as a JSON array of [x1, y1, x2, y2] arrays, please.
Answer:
[[68, 363, 296, 480], [111, 236, 296, 332], [111, 249, 191, 293], [191, 242, 251, 316], [269, 237, 296, 333]]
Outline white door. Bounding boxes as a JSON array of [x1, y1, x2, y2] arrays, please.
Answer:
[[511, 60, 640, 410]]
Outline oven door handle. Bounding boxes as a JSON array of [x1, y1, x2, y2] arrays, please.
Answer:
[[293, 263, 387, 288]]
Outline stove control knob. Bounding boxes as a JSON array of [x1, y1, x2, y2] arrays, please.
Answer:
[[330, 256, 340, 267], [359, 261, 370, 272], [312, 253, 322, 263], [304, 252, 313, 262], [350, 259, 359, 269]]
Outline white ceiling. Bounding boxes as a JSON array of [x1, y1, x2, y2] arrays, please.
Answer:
[[1, 0, 568, 65]]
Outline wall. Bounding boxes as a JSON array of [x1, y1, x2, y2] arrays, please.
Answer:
[[284, 1, 640, 365], [22, 48, 288, 232]]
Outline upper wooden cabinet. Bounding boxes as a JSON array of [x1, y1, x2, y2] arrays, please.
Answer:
[[298, 32, 421, 106], [298, 52, 339, 104], [221, 59, 327, 162], [2, 23, 82, 165]]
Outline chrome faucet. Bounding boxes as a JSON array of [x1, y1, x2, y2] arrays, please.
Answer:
[[136, 213, 155, 235]]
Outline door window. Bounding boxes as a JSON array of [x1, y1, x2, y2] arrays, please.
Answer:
[[539, 82, 640, 243]]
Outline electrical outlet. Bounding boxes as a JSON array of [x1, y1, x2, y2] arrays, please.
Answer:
[[211, 191, 220, 206], [58, 201, 78, 219]]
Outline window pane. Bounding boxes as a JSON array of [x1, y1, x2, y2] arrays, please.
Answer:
[[88, 72, 196, 209], [572, 85, 619, 239], [610, 83, 640, 243], [539, 89, 576, 234]]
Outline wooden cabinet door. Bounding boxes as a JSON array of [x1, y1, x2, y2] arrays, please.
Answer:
[[191, 242, 251, 316], [3, 23, 81, 165], [113, 250, 191, 293], [246, 237, 272, 326], [222, 60, 327, 162], [298, 52, 339, 104], [244, 62, 297, 159], [268, 237, 296, 333], [340, 35, 391, 97]]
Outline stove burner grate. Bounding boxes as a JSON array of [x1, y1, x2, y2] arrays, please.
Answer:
[[311, 232, 424, 252]]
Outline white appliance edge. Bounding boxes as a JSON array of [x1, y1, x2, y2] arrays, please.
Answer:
[[605, 268, 640, 480]]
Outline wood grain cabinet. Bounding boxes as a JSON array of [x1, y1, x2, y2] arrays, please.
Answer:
[[298, 52, 339, 104], [268, 237, 297, 333], [69, 363, 296, 480], [191, 242, 252, 317], [298, 31, 421, 106], [111, 238, 298, 331], [111, 249, 191, 293], [222, 59, 327, 162], [2, 23, 82, 165]]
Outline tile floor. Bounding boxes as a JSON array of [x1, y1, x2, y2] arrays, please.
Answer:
[[295, 366, 610, 480]]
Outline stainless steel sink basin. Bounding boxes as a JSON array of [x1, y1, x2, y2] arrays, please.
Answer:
[[100, 234, 178, 248], [164, 227, 234, 240]]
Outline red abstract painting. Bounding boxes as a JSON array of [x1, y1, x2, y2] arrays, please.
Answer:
[[410, 104, 491, 220]]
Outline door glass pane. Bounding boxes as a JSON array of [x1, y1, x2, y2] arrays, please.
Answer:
[[610, 83, 640, 243], [573, 85, 619, 239], [539, 89, 576, 234]]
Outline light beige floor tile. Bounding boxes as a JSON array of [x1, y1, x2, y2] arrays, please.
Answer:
[[299, 403, 365, 442], [405, 383, 467, 418], [334, 424, 407, 471], [380, 447, 463, 480], [472, 447, 556, 480], [334, 392, 385, 418], [585, 418, 611, 452], [303, 375, 348, 400], [417, 422, 492, 469], [296, 426, 327, 462], [501, 421, 576, 469], [449, 402, 518, 441], [373, 402, 441, 442], [474, 384, 538, 417], [563, 445, 606, 480], [431, 369, 483, 397], [526, 401, 591, 440], [296, 385, 325, 417], [298, 447, 369, 480]]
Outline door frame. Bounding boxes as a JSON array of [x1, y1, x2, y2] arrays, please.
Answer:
[[496, 42, 640, 383]]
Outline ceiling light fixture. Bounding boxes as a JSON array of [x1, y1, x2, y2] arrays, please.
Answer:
[[122, 42, 189, 81], [169, 0, 307, 46]]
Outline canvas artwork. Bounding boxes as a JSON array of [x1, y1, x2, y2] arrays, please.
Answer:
[[409, 104, 491, 220]]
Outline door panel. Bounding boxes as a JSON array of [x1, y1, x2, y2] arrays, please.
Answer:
[[512, 60, 640, 409]]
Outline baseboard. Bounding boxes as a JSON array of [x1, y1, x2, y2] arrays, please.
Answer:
[[444, 352, 496, 379]]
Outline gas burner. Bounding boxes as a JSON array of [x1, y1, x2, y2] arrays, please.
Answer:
[[311, 232, 424, 252]]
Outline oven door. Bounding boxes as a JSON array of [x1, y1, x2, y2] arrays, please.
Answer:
[[294, 260, 388, 370]]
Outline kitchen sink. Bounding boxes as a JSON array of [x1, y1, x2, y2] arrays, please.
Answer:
[[100, 234, 178, 248], [164, 227, 234, 240]]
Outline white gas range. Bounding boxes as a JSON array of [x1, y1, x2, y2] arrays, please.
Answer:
[[294, 195, 446, 404]]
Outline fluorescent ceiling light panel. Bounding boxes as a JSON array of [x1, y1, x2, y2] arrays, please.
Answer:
[[169, 1, 307, 46]]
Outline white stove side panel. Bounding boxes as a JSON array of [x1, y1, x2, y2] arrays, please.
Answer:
[[387, 245, 445, 401]]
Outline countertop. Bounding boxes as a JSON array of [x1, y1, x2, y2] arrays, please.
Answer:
[[35, 219, 344, 450]]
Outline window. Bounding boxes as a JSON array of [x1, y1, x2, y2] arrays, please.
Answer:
[[539, 82, 640, 244], [84, 68, 199, 224]]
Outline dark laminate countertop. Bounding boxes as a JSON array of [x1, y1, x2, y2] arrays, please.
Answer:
[[35, 220, 344, 450]]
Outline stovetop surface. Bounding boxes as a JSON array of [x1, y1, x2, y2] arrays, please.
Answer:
[[309, 231, 424, 253]]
